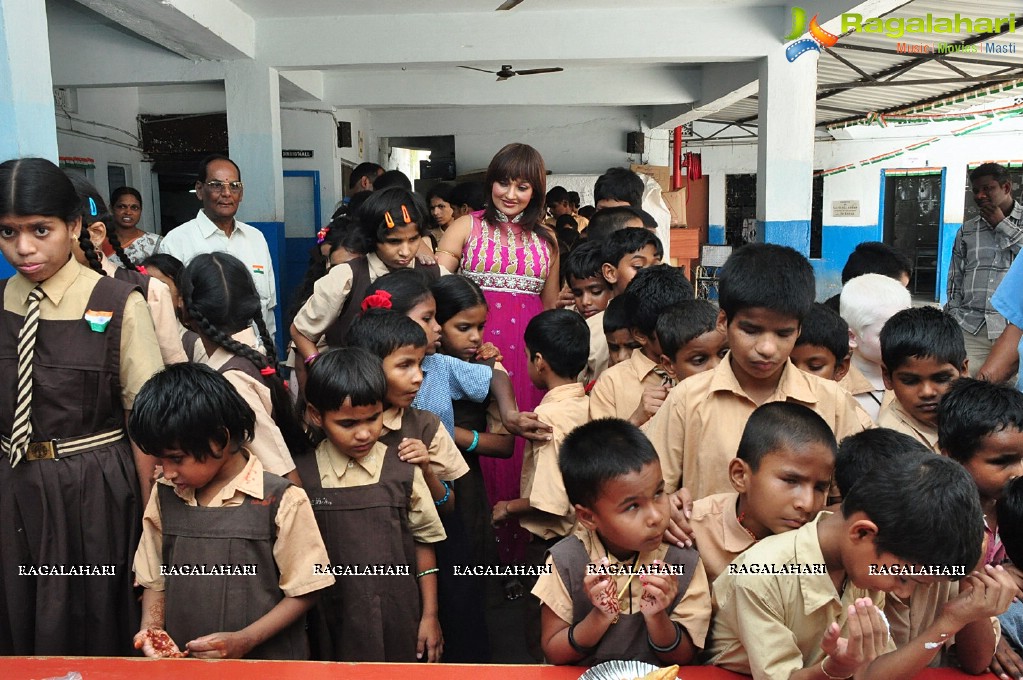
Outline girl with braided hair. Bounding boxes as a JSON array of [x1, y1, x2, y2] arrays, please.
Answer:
[[180, 252, 306, 485], [67, 174, 187, 364]]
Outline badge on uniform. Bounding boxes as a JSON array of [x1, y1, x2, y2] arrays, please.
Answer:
[[84, 310, 113, 332], [252, 264, 265, 276]]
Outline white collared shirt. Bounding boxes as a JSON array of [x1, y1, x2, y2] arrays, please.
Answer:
[[158, 210, 277, 336]]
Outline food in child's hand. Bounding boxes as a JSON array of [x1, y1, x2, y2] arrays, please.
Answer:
[[635, 665, 679, 680], [141, 628, 188, 657]]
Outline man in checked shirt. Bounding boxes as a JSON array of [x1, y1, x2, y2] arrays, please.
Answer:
[[946, 162, 1023, 376]]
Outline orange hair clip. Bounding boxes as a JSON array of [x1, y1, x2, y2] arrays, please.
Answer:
[[401, 204, 412, 224], [384, 212, 396, 229]]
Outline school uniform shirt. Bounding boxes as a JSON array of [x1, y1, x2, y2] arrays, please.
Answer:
[[411, 353, 492, 437], [589, 347, 666, 421], [133, 453, 334, 596], [5, 258, 162, 408], [293, 252, 401, 343], [382, 406, 469, 482], [532, 524, 712, 649], [158, 211, 277, 336], [202, 328, 296, 476], [519, 383, 590, 541], [885, 580, 1000, 668], [100, 258, 185, 365], [689, 492, 756, 583], [643, 357, 872, 500], [839, 361, 888, 423], [314, 439, 446, 544], [578, 311, 609, 386], [877, 398, 941, 455], [707, 512, 892, 679]]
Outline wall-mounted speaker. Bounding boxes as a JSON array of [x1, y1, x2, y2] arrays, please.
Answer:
[[626, 131, 645, 154], [337, 121, 352, 148]]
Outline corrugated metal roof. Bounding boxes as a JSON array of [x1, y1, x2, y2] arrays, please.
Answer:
[[705, 0, 1023, 128]]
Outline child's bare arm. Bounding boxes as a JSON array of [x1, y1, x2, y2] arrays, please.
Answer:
[[540, 568, 619, 665], [490, 370, 552, 442], [415, 542, 443, 662], [454, 425, 514, 459], [399, 438, 455, 511], [134, 589, 187, 658], [640, 570, 697, 665], [185, 592, 318, 659]]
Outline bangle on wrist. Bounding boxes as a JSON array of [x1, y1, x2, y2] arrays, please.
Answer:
[[647, 620, 683, 653], [434, 481, 451, 506], [567, 623, 598, 656], [820, 656, 852, 680], [466, 429, 480, 452], [303, 352, 321, 366], [416, 567, 440, 580]]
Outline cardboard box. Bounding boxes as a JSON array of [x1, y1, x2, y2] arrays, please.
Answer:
[[631, 164, 672, 193], [661, 189, 687, 227]]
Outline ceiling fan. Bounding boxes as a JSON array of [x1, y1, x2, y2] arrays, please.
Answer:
[[458, 64, 564, 81]]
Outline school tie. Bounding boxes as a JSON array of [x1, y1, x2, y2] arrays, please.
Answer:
[[9, 286, 44, 467]]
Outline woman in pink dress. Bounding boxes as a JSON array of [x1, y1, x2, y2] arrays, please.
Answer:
[[436, 144, 561, 584]]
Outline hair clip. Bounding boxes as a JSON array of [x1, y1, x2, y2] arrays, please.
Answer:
[[384, 212, 396, 229], [401, 204, 412, 224], [88, 197, 98, 217], [260, 366, 276, 377], [316, 225, 331, 244], [360, 289, 393, 313]]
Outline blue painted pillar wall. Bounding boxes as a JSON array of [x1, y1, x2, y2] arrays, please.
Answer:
[[225, 60, 286, 349], [756, 46, 817, 254], [0, 0, 58, 163]]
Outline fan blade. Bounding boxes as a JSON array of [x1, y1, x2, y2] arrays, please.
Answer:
[[459, 65, 497, 74], [513, 67, 564, 76], [497, 75, 511, 81], [496, 0, 526, 9]]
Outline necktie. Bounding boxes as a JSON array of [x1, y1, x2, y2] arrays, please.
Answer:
[[9, 286, 44, 467]]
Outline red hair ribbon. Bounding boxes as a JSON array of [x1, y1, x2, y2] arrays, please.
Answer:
[[316, 225, 331, 244], [400, 204, 412, 224], [260, 366, 276, 377], [137, 265, 149, 277], [384, 212, 396, 229], [361, 289, 393, 313]]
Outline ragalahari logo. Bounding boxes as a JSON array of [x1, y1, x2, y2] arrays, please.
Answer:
[[785, 6, 840, 62]]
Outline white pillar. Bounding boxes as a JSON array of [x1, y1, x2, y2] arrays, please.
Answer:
[[755, 46, 817, 252], [0, 0, 58, 160], [225, 60, 284, 223]]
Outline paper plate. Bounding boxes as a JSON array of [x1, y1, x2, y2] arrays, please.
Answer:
[[578, 659, 664, 680]]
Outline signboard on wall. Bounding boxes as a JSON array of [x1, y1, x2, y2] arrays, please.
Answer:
[[283, 149, 314, 158], [832, 200, 860, 217]]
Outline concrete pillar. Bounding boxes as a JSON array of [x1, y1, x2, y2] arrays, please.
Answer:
[[0, 0, 59, 161], [755, 46, 817, 253], [225, 60, 285, 346]]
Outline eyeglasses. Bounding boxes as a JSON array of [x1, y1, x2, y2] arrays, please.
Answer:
[[204, 180, 244, 193]]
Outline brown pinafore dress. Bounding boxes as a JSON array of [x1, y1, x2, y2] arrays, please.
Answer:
[[0, 276, 143, 655], [323, 257, 441, 348], [159, 472, 309, 659], [295, 444, 420, 661], [549, 536, 699, 666], [112, 266, 152, 297]]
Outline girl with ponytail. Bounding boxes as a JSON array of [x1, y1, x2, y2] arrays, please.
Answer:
[[180, 252, 307, 484], [67, 174, 187, 364]]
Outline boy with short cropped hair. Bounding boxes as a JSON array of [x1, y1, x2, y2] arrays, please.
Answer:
[[299, 348, 446, 662], [643, 243, 869, 500], [655, 299, 728, 383], [790, 302, 851, 382], [603, 295, 641, 369], [584, 206, 646, 244], [533, 418, 711, 667], [879, 306, 968, 455], [600, 227, 663, 296], [689, 402, 836, 582], [833, 428, 928, 502], [589, 266, 694, 424], [708, 451, 1015, 679], [840, 274, 912, 421], [566, 241, 614, 385], [939, 377, 1023, 567]]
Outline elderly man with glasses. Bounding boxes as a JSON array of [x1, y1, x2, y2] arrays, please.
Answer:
[[158, 154, 278, 336]]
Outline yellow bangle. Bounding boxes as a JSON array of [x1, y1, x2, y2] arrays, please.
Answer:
[[435, 248, 461, 260], [820, 656, 851, 680]]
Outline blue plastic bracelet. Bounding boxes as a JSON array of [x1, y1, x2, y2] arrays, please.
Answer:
[[466, 429, 480, 453], [434, 481, 451, 506]]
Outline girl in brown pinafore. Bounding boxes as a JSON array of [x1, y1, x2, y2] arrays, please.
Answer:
[[66, 174, 187, 366], [0, 158, 164, 655], [177, 252, 308, 486], [298, 348, 445, 663]]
